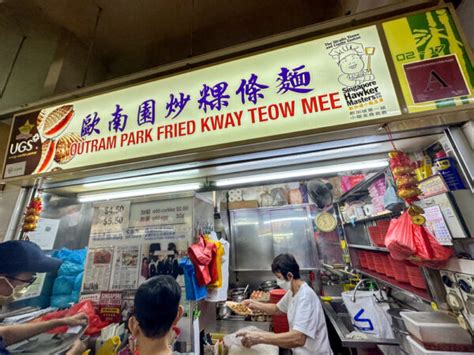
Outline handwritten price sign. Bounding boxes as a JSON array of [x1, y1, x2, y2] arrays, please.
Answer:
[[91, 201, 130, 233]]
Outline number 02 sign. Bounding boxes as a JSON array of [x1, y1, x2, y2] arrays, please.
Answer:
[[91, 201, 131, 234]]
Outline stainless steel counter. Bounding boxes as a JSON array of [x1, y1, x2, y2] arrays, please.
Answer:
[[320, 297, 399, 348]]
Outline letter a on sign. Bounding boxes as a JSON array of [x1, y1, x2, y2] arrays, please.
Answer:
[[403, 54, 469, 103], [425, 70, 450, 92]]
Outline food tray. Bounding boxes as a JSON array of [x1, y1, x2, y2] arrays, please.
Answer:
[[401, 312, 472, 346]]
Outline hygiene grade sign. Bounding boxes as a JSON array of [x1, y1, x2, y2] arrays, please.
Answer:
[[383, 8, 474, 113], [3, 25, 400, 178]]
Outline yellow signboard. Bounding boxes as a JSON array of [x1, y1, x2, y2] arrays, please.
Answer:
[[383, 8, 474, 113], [4, 25, 401, 178]]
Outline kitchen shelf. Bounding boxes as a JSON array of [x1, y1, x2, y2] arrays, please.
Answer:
[[348, 244, 388, 252], [336, 169, 386, 203], [355, 267, 431, 302], [342, 212, 397, 225]]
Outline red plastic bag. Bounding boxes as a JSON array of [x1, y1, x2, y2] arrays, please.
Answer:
[[385, 212, 453, 268], [385, 212, 416, 260], [38, 300, 109, 335]]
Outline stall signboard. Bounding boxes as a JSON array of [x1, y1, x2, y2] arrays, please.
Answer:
[[383, 8, 474, 113], [3, 25, 400, 179]]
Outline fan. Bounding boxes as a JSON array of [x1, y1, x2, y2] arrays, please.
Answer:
[[307, 179, 336, 233], [306, 179, 333, 209]]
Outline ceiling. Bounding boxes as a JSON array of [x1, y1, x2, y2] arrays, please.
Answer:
[[2, 0, 350, 77]]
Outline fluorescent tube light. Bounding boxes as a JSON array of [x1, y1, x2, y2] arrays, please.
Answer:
[[78, 182, 202, 202], [214, 159, 388, 187], [214, 143, 384, 173], [82, 169, 200, 189]]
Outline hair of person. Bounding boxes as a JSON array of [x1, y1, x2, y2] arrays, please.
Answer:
[[271, 254, 301, 280], [134, 275, 181, 338]]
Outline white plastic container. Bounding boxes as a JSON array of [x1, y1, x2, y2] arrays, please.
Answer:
[[401, 311, 473, 347], [407, 336, 467, 355]]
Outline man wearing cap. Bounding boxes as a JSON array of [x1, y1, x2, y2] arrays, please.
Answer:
[[0, 240, 88, 355]]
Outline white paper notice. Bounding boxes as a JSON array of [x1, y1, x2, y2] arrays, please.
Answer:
[[423, 205, 452, 245], [82, 247, 114, 292], [110, 245, 140, 290], [89, 201, 131, 247], [90, 201, 131, 234], [28, 218, 60, 250]]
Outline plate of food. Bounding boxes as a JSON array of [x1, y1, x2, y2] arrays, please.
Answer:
[[225, 301, 253, 316]]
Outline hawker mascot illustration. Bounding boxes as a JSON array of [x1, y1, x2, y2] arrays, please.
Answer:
[[329, 42, 376, 87]]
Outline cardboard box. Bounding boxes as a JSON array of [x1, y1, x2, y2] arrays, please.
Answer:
[[228, 200, 259, 210]]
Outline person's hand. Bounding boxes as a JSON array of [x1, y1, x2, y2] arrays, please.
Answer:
[[65, 339, 87, 355], [241, 299, 258, 310], [236, 331, 264, 348], [62, 312, 89, 327]]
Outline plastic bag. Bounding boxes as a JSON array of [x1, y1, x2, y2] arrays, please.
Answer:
[[224, 326, 278, 355], [385, 212, 453, 267], [38, 300, 109, 335], [52, 275, 75, 295], [383, 177, 405, 213], [59, 261, 84, 276], [342, 280, 394, 339], [53, 248, 87, 265]]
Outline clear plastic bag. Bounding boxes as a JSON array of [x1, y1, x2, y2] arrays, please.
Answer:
[[224, 326, 278, 355]]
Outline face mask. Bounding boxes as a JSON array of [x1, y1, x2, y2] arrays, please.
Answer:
[[0, 277, 27, 305], [276, 278, 291, 291]]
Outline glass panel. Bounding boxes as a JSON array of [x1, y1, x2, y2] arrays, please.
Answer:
[[231, 206, 317, 270], [231, 209, 274, 270], [269, 208, 315, 269]]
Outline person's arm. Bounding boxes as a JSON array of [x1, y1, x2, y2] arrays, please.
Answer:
[[241, 299, 282, 316], [65, 339, 87, 355], [237, 329, 307, 349], [0, 313, 88, 346]]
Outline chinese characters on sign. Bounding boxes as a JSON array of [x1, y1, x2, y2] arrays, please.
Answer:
[[4, 25, 401, 178]]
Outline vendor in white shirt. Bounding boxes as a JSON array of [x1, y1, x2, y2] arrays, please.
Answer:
[[238, 254, 333, 355]]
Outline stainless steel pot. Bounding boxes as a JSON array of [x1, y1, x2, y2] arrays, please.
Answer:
[[217, 302, 230, 319], [259, 280, 278, 291], [229, 287, 249, 302], [231, 294, 246, 302]]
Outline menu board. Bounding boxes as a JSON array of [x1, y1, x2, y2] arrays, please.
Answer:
[[89, 198, 194, 247]]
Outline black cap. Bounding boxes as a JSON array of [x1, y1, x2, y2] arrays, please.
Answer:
[[0, 240, 63, 275]]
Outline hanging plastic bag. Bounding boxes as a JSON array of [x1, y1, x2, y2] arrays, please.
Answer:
[[188, 236, 214, 286], [179, 257, 207, 301], [385, 212, 453, 267], [342, 280, 394, 339], [383, 174, 405, 213], [384, 212, 416, 260]]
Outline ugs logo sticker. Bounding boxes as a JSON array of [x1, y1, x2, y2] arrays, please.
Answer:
[[9, 133, 41, 154], [9, 119, 41, 155]]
